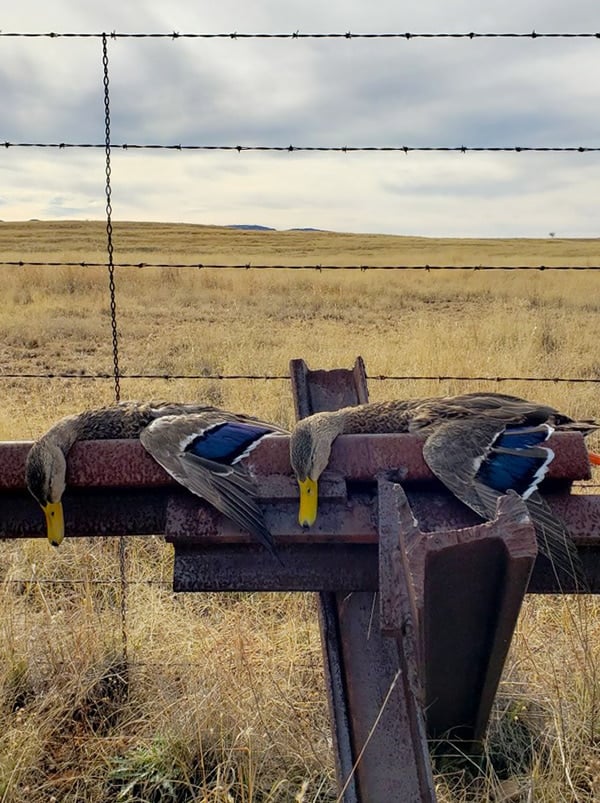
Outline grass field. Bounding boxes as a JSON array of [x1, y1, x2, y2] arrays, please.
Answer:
[[0, 220, 599, 801]]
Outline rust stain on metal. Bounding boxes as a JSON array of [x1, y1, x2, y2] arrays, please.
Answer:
[[2, 428, 591, 493], [1, 440, 172, 489]]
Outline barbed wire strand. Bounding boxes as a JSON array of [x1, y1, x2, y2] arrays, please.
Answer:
[[1, 30, 600, 39], [4, 578, 172, 587], [1, 371, 598, 384], [3, 259, 600, 271], [3, 141, 600, 152]]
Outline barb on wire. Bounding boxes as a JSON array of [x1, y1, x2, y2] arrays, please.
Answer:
[[3, 141, 600, 152], [1, 30, 600, 39], [2, 259, 600, 272]]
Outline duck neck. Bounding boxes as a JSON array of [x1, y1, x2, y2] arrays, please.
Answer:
[[39, 414, 86, 456]]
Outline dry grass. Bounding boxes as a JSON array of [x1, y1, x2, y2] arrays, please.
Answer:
[[0, 220, 599, 801]]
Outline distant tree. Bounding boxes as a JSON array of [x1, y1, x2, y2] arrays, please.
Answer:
[[549, 232, 556, 238]]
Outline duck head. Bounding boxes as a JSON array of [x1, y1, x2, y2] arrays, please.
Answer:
[[25, 440, 67, 546], [289, 412, 344, 527]]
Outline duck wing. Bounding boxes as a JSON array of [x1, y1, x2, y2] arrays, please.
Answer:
[[140, 413, 282, 561], [422, 419, 586, 588]]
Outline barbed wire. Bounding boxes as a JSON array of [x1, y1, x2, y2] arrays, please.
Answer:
[[2, 259, 600, 271], [3, 141, 600, 153], [1, 30, 600, 39], [3, 578, 171, 587], [1, 371, 598, 384]]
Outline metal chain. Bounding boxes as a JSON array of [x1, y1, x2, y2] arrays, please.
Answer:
[[102, 34, 121, 404], [102, 33, 128, 677]]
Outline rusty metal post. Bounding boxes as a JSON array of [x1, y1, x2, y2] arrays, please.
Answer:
[[379, 483, 537, 746], [290, 357, 437, 802]]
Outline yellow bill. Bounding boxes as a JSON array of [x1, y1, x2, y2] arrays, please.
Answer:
[[298, 477, 318, 527], [43, 502, 64, 547]]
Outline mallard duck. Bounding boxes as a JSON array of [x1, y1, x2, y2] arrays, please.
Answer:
[[25, 401, 287, 558], [290, 391, 599, 585]]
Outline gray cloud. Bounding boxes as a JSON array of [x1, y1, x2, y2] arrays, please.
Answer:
[[1, 1, 599, 235]]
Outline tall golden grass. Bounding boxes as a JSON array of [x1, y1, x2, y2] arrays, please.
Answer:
[[0, 220, 599, 801]]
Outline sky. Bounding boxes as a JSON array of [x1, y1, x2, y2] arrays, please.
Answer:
[[1, 1, 599, 237]]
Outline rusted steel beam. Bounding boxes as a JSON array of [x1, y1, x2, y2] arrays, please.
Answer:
[[377, 477, 537, 747], [397, 490, 537, 743], [171, 539, 600, 594], [290, 357, 437, 803], [168, 485, 599, 593], [290, 356, 366, 803], [0, 428, 591, 491], [290, 355, 369, 418], [377, 478, 434, 792], [5, 457, 599, 589], [6, 474, 599, 547]]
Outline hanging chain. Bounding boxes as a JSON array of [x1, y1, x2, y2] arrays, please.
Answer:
[[102, 33, 128, 676], [102, 33, 121, 404]]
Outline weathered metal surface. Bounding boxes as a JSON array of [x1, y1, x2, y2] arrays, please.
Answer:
[[290, 356, 369, 418], [290, 357, 438, 802], [0, 440, 171, 490], [291, 356, 366, 803], [164, 489, 376, 544], [0, 489, 168, 538], [173, 544, 378, 591], [2, 427, 591, 493], [5, 464, 599, 590], [379, 480, 421, 638], [15, 488, 600, 546], [378, 477, 537, 747], [335, 591, 437, 801], [377, 478, 435, 795], [170, 538, 600, 594], [405, 492, 537, 742]]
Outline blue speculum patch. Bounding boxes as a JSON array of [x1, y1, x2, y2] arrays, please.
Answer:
[[185, 421, 271, 464], [477, 425, 553, 495]]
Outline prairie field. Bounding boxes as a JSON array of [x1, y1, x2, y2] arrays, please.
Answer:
[[0, 219, 599, 801]]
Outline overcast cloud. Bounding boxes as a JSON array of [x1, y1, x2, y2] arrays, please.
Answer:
[[1, 1, 599, 236]]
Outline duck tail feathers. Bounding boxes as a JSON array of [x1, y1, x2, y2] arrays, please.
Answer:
[[525, 491, 588, 591]]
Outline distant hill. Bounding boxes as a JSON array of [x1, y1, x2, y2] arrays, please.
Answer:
[[226, 224, 276, 232], [226, 224, 324, 233]]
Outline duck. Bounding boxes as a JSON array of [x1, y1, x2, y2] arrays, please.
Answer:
[[290, 391, 600, 586], [25, 401, 287, 559]]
